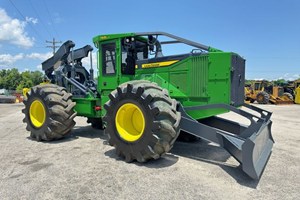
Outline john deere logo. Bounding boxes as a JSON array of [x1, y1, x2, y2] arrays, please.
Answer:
[[142, 60, 179, 68]]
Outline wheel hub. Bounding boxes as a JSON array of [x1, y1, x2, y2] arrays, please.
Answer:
[[115, 103, 145, 142], [29, 100, 46, 128]]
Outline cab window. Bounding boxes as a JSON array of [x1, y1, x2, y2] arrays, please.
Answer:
[[102, 43, 116, 75]]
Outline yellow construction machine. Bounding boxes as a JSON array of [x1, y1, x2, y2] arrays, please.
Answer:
[[267, 86, 294, 105], [245, 80, 294, 104], [245, 80, 269, 104], [294, 81, 300, 104], [281, 80, 300, 104]]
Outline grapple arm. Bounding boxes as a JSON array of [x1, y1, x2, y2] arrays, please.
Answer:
[[72, 45, 93, 63], [41, 40, 75, 78]]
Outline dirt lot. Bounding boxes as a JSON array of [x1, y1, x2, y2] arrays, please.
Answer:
[[0, 103, 299, 200]]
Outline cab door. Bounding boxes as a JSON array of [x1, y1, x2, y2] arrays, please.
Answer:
[[99, 41, 120, 92]]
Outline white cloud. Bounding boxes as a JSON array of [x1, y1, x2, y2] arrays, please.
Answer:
[[279, 73, 299, 81], [81, 52, 97, 67], [257, 73, 300, 81], [283, 73, 290, 78], [26, 52, 52, 60], [25, 17, 38, 24], [0, 8, 36, 48], [36, 64, 44, 72], [0, 52, 51, 66], [0, 53, 24, 65]]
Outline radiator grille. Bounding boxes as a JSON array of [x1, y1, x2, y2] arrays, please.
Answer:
[[190, 56, 209, 97]]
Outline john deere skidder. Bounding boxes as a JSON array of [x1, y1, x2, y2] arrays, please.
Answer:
[[23, 32, 274, 179]]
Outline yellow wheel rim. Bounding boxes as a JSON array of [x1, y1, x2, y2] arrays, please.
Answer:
[[115, 103, 145, 142], [29, 100, 46, 128]]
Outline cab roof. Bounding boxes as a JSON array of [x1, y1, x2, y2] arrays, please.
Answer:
[[93, 33, 136, 44]]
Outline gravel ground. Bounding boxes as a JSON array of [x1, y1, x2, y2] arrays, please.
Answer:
[[0, 103, 299, 200]]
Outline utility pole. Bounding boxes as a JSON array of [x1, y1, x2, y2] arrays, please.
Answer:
[[46, 38, 62, 55]]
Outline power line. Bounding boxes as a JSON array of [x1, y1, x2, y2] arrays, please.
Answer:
[[8, 0, 45, 43], [46, 38, 62, 55], [28, 0, 53, 39], [42, 0, 61, 40]]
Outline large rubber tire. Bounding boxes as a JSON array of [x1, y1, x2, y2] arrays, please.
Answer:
[[283, 92, 294, 101], [87, 117, 104, 130], [256, 91, 270, 104], [104, 80, 181, 162], [22, 84, 76, 141]]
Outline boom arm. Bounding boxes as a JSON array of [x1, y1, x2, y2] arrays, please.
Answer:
[[73, 45, 93, 63], [42, 40, 75, 77]]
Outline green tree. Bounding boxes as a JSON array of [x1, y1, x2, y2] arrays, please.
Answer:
[[0, 69, 6, 88], [3, 68, 21, 90], [0, 69, 7, 77], [0, 68, 44, 91], [273, 79, 287, 86], [30, 71, 43, 85]]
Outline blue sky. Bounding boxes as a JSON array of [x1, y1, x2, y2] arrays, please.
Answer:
[[0, 0, 299, 80]]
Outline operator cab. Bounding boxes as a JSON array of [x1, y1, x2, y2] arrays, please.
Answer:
[[119, 35, 194, 73], [95, 32, 212, 91], [121, 37, 148, 75]]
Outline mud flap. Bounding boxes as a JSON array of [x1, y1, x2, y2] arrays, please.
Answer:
[[178, 103, 274, 179]]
